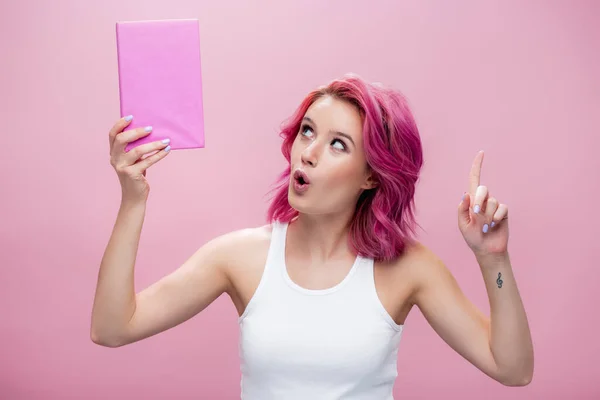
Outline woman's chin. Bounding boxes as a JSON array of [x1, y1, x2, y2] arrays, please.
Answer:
[[288, 188, 313, 213]]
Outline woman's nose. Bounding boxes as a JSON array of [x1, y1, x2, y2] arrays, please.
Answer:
[[301, 145, 318, 167]]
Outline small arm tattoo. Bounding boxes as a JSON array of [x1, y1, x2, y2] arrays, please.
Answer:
[[496, 272, 503, 288]]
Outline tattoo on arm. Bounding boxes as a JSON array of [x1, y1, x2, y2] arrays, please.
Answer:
[[496, 272, 503, 288]]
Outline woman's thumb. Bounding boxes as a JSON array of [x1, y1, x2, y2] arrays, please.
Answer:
[[458, 192, 471, 225]]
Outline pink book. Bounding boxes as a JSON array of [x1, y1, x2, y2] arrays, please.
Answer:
[[116, 19, 205, 152]]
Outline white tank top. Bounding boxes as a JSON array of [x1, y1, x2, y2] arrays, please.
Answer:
[[238, 221, 404, 399]]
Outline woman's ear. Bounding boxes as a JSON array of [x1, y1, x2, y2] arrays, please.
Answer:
[[361, 171, 379, 190]]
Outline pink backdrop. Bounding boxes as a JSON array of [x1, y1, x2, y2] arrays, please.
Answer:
[[1, 0, 598, 399]]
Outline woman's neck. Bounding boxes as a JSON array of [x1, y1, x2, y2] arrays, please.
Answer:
[[288, 212, 355, 263]]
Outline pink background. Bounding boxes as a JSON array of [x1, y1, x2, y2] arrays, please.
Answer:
[[1, 0, 598, 399]]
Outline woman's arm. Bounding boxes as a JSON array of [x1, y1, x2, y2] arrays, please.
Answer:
[[90, 199, 148, 347], [90, 199, 233, 348], [476, 251, 534, 384], [409, 150, 533, 385], [410, 246, 533, 386], [91, 117, 235, 348]]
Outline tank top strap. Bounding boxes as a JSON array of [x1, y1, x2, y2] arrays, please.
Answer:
[[238, 220, 288, 322], [258, 219, 290, 286], [352, 254, 404, 332], [269, 220, 288, 272]]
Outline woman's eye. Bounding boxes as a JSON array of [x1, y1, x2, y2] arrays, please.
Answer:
[[301, 125, 314, 138], [299, 124, 346, 151], [332, 139, 346, 151]]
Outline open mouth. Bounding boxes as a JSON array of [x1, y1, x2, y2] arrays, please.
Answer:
[[292, 169, 311, 193], [293, 170, 310, 185]]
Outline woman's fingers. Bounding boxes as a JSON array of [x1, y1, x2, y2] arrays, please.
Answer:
[[112, 125, 154, 156], [124, 138, 171, 165], [472, 185, 489, 215], [130, 144, 171, 175], [108, 115, 133, 147]]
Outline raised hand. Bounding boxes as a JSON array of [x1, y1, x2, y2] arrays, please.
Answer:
[[458, 151, 509, 258], [108, 116, 171, 203]]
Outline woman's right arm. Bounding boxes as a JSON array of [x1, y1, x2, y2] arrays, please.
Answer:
[[90, 201, 233, 348], [90, 117, 231, 347]]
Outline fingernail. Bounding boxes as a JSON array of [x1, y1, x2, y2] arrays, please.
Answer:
[[474, 205, 480, 214], [144, 126, 152, 133], [124, 115, 133, 122], [490, 221, 496, 228], [483, 224, 489, 233], [164, 145, 171, 152], [161, 138, 170, 144], [462, 192, 467, 201]]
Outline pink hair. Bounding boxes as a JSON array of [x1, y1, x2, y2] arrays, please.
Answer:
[[266, 74, 424, 262]]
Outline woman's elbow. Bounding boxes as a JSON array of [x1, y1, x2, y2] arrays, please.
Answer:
[[500, 372, 533, 387], [90, 329, 126, 348]]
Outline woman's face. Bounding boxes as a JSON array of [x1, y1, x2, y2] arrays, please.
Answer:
[[288, 95, 376, 216]]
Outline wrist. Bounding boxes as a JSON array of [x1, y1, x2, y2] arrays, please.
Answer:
[[119, 197, 147, 213], [475, 251, 510, 268]]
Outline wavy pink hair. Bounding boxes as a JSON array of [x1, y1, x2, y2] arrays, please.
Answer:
[[266, 74, 424, 262]]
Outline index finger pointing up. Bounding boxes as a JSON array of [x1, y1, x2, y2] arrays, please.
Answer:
[[469, 150, 484, 194]]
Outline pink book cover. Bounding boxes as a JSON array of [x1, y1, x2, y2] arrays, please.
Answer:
[[116, 19, 205, 152]]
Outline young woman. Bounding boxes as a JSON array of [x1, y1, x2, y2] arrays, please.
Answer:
[[91, 74, 534, 399]]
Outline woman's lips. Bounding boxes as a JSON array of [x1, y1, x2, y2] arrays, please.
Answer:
[[292, 169, 311, 194], [293, 179, 310, 194]]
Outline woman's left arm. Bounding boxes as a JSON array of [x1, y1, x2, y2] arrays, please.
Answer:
[[412, 151, 534, 386]]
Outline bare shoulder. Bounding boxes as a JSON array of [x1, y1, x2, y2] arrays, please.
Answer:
[[372, 240, 443, 324], [393, 241, 456, 303], [397, 241, 445, 271], [213, 224, 274, 315], [216, 224, 273, 271], [400, 240, 447, 274], [377, 241, 439, 279], [375, 241, 447, 306]]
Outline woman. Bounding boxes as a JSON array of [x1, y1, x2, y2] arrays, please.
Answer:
[[91, 74, 534, 399]]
